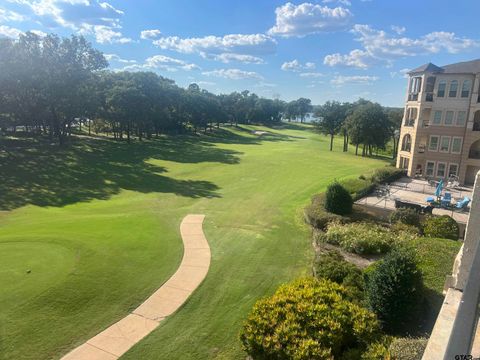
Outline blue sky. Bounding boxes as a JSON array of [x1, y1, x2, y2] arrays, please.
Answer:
[[1, 0, 480, 106]]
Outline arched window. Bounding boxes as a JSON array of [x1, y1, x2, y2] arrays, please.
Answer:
[[469, 139, 480, 159], [474, 110, 480, 131], [449, 80, 458, 97], [437, 80, 446, 97], [461, 80, 472, 98], [401, 134, 412, 152]]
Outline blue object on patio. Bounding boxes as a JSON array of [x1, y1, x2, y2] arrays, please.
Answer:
[[456, 196, 471, 210], [441, 192, 452, 207], [426, 196, 435, 203], [435, 179, 444, 198]]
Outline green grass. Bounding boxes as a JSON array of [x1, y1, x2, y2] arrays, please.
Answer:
[[411, 236, 461, 334], [0, 124, 388, 359]]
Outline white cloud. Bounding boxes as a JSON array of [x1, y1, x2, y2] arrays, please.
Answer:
[[268, 2, 352, 37], [331, 75, 379, 86], [140, 29, 161, 40], [281, 59, 315, 71], [299, 72, 324, 78], [324, 24, 480, 68], [120, 55, 199, 72], [324, 49, 377, 69], [0, 8, 25, 22], [203, 53, 265, 64], [391, 25, 406, 35], [202, 68, 263, 80], [5, 0, 131, 44], [153, 33, 276, 57], [104, 53, 137, 64], [82, 25, 132, 44], [30, 29, 47, 37], [0, 25, 23, 38]]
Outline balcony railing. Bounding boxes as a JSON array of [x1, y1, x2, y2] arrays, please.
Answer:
[[404, 120, 415, 127]]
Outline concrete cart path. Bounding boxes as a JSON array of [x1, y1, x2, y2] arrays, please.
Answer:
[[62, 214, 210, 360]]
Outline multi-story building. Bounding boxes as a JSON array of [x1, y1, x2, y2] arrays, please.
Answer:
[[396, 59, 480, 185]]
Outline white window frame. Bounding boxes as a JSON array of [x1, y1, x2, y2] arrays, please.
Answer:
[[439, 136, 451, 153], [436, 162, 447, 178], [437, 80, 446, 97], [456, 111, 467, 126], [448, 163, 459, 177], [444, 110, 454, 126], [426, 161, 436, 177], [429, 135, 439, 151], [451, 137, 463, 154], [432, 110, 442, 125], [461, 80, 472, 98], [449, 80, 458, 98]]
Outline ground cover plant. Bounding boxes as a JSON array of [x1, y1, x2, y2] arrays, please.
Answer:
[[422, 215, 459, 240], [0, 124, 388, 360]]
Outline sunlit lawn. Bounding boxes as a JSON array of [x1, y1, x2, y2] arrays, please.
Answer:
[[0, 124, 388, 359]]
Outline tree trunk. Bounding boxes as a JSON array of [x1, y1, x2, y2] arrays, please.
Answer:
[[329, 133, 334, 151], [355, 144, 359, 155]]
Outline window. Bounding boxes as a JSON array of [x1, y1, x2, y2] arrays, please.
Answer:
[[426, 161, 435, 176], [399, 157, 409, 169], [408, 76, 422, 100], [444, 111, 454, 125], [456, 111, 467, 126], [437, 162, 446, 177], [449, 80, 458, 97], [440, 136, 451, 152], [448, 163, 459, 177], [425, 76, 436, 101], [429, 135, 439, 151], [401, 134, 412, 152], [437, 80, 446, 97], [451, 137, 463, 154], [404, 108, 417, 126], [433, 110, 442, 125], [462, 80, 472, 98]]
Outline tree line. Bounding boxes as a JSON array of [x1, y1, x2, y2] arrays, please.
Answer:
[[0, 33, 314, 145], [313, 100, 402, 157]]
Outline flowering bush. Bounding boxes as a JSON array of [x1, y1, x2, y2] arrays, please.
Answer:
[[318, 222, 400, 255]]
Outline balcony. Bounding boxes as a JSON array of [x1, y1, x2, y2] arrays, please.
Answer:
[[425, 92, 434, 102], [418, 144, 426, 153], [404, 120, 415, 127]]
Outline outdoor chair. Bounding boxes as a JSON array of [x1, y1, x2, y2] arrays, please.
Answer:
[[441, 192, 452, 207], [456, 197, 471, 210]]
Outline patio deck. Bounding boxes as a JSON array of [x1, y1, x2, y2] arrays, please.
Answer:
[[355, 177, 472, 224]]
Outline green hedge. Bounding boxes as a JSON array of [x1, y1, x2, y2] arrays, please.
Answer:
[[304, 193, 344, 230], [313, 250, 364, 298], [422, 215, 459, 240], [365, 248, 424, 332], [389, 208, 421, 228], [317, 222, 405, 255], [240, 277, 381, 360], [389, 337, 428, 360], [325, 182, 353, 215]]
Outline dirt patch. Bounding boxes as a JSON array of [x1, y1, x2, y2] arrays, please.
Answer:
[[313, 241, 381, 269]]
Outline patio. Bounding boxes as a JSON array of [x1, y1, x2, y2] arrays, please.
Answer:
[[355, 177, 472, 224]]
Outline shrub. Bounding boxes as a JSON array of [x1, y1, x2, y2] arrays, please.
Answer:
[[389, 337, 428, 360], [319, 222, 398, 255], [422, 215, 459, 240], [313, 250, 364, 297], [325, 182, 353, 215], [371, 167, 405, 184], [389, 208, 421, 228], [305, 193, 344, 230], [365, 248, 424, 332], [391, 222, 421, 236], [240, 277, 381, 360]]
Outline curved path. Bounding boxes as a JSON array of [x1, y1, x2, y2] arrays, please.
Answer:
[[62, 214, 210, 360]]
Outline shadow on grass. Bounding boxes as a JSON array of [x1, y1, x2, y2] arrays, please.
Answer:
[[0, 135, 240, 210]]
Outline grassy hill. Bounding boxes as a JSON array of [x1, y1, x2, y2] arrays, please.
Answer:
[[0, 124, 389, 359]]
